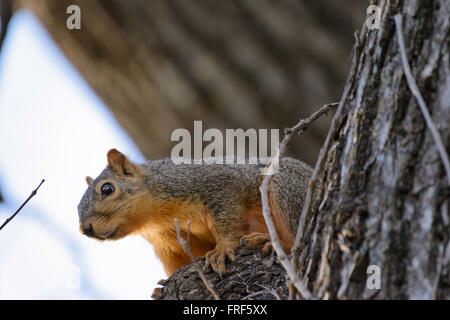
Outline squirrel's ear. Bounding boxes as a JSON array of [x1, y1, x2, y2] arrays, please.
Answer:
[[107, 149, 141, 176], [86, 176, 94, 186]]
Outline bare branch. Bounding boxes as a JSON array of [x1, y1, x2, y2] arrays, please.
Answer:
[[174, 218, 220, 300], [394, 14, 450, 186], [281, 103, 339, 154], [0, 179, 45, 231], [256, 284, 282, 300], [260, 176, 312, 299], [259, 103, 339, 299]]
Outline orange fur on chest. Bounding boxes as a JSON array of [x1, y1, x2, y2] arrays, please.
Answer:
[[138, 199, 217, 275]]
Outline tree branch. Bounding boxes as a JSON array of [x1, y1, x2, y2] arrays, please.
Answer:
[[259, 102, 338, 300], [0, 179, 45, 231]]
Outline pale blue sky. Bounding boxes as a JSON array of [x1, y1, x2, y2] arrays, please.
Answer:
[[0, 10, 165, 299]]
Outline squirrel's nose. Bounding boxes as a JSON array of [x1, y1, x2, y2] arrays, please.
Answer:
[[82, 223, 94, 236]]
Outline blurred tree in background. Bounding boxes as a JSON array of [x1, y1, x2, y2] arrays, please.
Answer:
[[14, 0, 365, 165]]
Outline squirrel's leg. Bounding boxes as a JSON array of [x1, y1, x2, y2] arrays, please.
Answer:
[[242, 232, 291, 255], [205, 208, 244, 274]]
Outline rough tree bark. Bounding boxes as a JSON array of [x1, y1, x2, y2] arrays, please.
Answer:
[[19, 0, 365, 165], [297, 0, 450, 300], [157, 0, 450, 300]]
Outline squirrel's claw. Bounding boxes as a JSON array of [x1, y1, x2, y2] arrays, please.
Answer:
[[205, 243, 237, 274]]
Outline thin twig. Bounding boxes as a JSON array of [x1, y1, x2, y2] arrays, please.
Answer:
[[259, 103, 338, 300], [282, 103, 339, 153], [241, 288, 281, 300], [256, 284, 282, 300], [292, 27, 367, 271], [394, 14, 450, 186], [0, 179, 45, 231], [260, 158, 312, 299], [174, 218, 220, 300]]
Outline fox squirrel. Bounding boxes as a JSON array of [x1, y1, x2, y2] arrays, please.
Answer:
[[78, 149, 312, 275]]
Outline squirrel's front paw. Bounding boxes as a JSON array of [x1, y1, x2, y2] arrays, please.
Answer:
[[205, 242, 237, 274]]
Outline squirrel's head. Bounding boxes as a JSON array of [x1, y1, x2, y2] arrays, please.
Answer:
[[78, 149, 147, 241]]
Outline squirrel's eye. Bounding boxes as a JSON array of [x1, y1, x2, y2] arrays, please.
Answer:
[[101, 183, 115, 198]]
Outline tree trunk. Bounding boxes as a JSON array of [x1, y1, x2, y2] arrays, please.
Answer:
[[297, 0, 450, 299]]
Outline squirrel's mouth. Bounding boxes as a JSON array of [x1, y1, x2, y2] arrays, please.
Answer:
[[81, 224, 121, 241], [92, 226, 120, 241], [105, 226, 120, 239]]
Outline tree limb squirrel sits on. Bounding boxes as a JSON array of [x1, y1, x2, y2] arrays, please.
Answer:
[[78, 149, 312, 275]]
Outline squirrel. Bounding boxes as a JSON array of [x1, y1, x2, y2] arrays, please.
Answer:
[[78, 149, 312, 276]]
